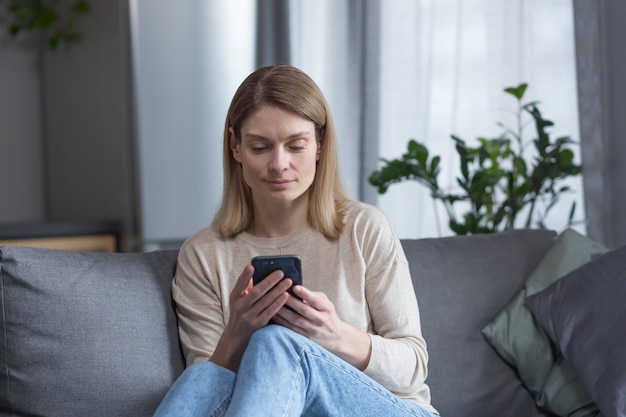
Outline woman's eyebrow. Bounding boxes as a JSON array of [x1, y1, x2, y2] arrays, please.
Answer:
[[244, 131, 312, 141]]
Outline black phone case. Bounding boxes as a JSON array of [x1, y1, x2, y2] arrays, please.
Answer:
[[251, 255, 302, 286]]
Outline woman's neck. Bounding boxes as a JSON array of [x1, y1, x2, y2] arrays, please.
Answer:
[[248, 198, 309, 238]]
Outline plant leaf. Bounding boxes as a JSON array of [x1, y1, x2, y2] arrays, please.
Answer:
[[72, 0, 90, 13], [504, 83, 528, 100]]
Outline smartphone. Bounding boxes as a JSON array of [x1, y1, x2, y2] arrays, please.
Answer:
[[251, 255, 303, 289]]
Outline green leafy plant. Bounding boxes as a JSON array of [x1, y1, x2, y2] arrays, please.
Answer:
[[368, 83, 582, 235], [3, 0, 89, 49]]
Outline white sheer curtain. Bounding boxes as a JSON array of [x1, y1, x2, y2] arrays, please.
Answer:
[[291, 0, 584, 239], [289, 1, 366, 198]]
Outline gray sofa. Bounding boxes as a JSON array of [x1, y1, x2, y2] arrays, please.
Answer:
[[1, 228, 622, 417]]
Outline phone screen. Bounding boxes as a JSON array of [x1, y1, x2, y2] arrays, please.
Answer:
[[251, 255, 302, 286]]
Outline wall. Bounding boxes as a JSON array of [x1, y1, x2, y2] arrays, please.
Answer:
[[42, 0, 135, 248], [0, 15, 45, 223], [1, 1, 257, 251], [0, 1, 136, 250]]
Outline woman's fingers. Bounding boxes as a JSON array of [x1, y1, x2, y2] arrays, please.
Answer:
[[230, 266, 294, 327], [276, 287, 343, 346], [285, 285, 329, 318], [232, 264, 255, 298], [251, 276, 293, 319]]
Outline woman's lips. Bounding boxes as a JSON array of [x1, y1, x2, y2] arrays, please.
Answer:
[[266, 179, 293, 189]]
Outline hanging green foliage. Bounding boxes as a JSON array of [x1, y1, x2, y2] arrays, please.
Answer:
[[3, 0, 89, 49]]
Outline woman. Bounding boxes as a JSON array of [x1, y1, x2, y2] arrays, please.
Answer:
[[154, 64, 439, 417]]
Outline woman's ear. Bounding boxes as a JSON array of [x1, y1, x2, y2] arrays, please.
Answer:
[[229, 127, 242, 162], [316, 138, 322, 161], [316, 128, 325, 161]]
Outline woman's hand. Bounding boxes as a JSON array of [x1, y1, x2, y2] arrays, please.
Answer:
[[210, 264, 292, 371], [272, 285, 372, 371]]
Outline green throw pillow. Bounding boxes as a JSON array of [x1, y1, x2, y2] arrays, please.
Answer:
[[481, 228, 606, 416]]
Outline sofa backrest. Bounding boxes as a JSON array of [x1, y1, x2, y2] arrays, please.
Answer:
[[1, 228, 557, 417], [0, 246, 184, 417], [403, 229, 556, 417]]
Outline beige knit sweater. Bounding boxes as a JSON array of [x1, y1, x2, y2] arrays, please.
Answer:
[[172, 200, 435, 412]]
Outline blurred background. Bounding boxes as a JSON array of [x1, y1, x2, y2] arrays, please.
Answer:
[[1, 0, 624, 252]]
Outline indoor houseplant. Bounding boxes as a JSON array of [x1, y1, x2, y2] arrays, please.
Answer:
[[3, 0, 89, 49], [368, 83, 582, 235]]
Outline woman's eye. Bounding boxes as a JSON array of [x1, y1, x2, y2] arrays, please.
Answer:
[[289, 140, 308, 151], [251, 146, 268, 153]]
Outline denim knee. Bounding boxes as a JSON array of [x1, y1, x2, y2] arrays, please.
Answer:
[[177, 361, 235, 387], [249, 324, 298, 346], [246, 325, 310, 360], [175, 361, 212, 385], [154, 361, 236, 417]]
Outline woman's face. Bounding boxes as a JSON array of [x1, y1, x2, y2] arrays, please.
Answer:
[[231, 105, 320, 208]]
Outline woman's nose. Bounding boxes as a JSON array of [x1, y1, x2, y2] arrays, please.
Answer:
[[269, 148, 289, 172]]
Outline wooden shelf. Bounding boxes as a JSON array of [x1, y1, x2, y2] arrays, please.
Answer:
[[0, 221, 121, 252]]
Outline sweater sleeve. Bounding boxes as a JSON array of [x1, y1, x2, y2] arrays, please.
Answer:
[[356, 207, 430, 398], [171, 236, 225, 366]]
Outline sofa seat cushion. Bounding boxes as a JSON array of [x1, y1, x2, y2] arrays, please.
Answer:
[[0, 246, 184, 417]]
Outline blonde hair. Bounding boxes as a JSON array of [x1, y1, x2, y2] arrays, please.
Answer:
[[212, 64, 353, 239]]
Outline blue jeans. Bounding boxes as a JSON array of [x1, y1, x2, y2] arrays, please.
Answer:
[[154, 325, 438, 417]]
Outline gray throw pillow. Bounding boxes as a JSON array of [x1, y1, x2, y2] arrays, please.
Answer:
[[481, 229, 605, 416], [525, 244, 626, 417], [0, 246, 184, 417]]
